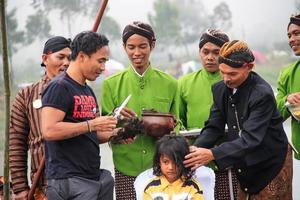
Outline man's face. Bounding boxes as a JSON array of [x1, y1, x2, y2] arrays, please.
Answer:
[[82, 46, 109, 81], [124, 34, 153, 70], [219, 63, 252, 89], [159, 154, 179, 183], [42, 47, 71, 78], [199, 42, 221, 73], [288, 24, 300, 56]]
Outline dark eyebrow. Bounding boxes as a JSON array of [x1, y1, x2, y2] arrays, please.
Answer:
[[57, 52, 69, 56], [98, 58, 109, 61], [139, 42, 148, 46], [289, 29, 300, 35]]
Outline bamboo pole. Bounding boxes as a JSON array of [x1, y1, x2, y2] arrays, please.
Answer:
[[28, 157, 45, 200], [92, 0, 109, 32], [0, 0, 11, 199]]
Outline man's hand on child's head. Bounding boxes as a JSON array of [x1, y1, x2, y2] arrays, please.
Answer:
[[183, 146, 214, 170]]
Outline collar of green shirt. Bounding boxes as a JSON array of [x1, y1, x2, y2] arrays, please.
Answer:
[[202, 68, 221, 79], [128, 64, 154, 83]]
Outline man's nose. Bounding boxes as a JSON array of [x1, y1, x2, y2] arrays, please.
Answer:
[[63, 57, 70, 67], [207, 53, 213, 60], [289, 34, 296, 45], [133, 48, 141, 56], [100, 63, 106, 71], [223, 75, 230, 82]]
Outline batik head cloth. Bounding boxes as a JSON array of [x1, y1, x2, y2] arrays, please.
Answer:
[[199, 29, 229, 49], [288, 13, 300, 29], [122, 21, 156, 44], [218, 40, 255, 68]]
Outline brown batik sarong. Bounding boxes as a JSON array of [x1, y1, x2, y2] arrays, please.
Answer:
[[237, 145, 293, 200], [115, 168, 137, 200], [214, 169, 238, 200]]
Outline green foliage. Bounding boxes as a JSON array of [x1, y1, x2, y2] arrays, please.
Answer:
[[32, 0, 87, 15], [0, 8, 25, 55], [89, 2, 121, 41], [175, 0, 209, 44], [99, 16, 121, 41], [148, 0, 232, 51], [296, 0, 300, 11], [210, 2, 232, 31], [31, 0, 88, 35], [25, 10, 51, 44], [148, 0, 181, 46], [30, 0, 121, 40]]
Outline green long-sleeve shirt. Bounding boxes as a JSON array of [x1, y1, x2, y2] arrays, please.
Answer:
[[178, 69, 221, 130], [101, 65, 178, 176], [276, 60, 300, 159]]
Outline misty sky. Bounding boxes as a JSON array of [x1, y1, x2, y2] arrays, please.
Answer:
[[7, 0, 298, 63], [107, 0, 296, 47]]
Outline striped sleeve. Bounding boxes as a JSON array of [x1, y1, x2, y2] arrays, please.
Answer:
[[9, 87, 31, 193]]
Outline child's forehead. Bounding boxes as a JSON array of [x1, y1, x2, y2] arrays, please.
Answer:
[[160, 153, 173, 160]]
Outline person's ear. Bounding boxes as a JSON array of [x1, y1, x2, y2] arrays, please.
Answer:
[[123, 43, 126, 51], [77, 51, 86, 63], [42, 54, 48, 65], [150, 41, 156, 50], [247, 63, 255, 71]]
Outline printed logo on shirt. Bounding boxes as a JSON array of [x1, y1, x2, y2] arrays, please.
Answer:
[[151, 193, 192, 200], [73, 95, 97, 118]]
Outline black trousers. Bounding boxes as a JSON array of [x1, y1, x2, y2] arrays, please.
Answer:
[[47, 169, 114, 200]]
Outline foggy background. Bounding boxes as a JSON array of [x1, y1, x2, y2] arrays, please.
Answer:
[[1, 0, 300, 199]]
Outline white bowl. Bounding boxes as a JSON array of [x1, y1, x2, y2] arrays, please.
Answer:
[[286, 102, 300, 122]]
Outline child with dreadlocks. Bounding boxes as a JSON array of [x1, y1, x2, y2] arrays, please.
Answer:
[[143, 135, 204, 200]]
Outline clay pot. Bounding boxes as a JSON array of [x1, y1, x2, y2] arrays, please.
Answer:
[[141, 111, 176, 138]]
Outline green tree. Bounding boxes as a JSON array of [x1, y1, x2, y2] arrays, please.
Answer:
[[99, 16, 121, 41], [90, 4, 121, 41], [0, 8, 24, 55], [296, 0, 300, 10], [31, 0, 87, 36], [31, 0, 121, 40], [148, 0, 181, 46], [210, 2, 232, 31], [25, 10, 51, 44], [175, 0, 209, 44], [0, 8, 25, 88], [148, 0, 232, 58]]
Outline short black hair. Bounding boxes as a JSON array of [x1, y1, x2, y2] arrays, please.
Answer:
[[153, 135, 194, 180], [70, 31, 109, 60]]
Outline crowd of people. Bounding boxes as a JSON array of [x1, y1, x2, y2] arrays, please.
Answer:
[[3, 12, 300, 200]]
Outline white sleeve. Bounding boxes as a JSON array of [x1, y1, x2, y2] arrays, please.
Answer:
[[134, 168, 155, 200], [194, 166, 215, 200]]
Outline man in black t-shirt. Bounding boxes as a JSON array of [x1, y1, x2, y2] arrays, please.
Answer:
[[41, 31, 117, 200]]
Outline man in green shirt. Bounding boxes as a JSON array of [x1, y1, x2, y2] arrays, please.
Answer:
[[101, 21, 178, 199], [178, 29, 229, 130], [276, 13, 300, 159]]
